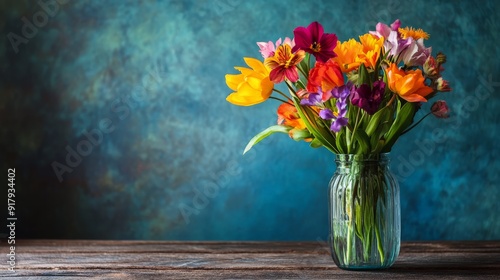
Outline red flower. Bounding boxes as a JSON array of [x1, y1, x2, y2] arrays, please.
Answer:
[[292, 22, 338, 63], [431, 100, 449, 118], [306, 60, 344, 93]]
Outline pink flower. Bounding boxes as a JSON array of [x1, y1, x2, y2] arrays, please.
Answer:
[[257, 37, 294, 59], [370, 19, 401, 39], [398, 38, 432, 67], [431, 100, 450, 118], [292, 22, 338, 63], [384, 30, 411, 57]]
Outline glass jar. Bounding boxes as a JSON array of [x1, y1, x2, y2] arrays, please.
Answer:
[[328, 153, 400, 270]]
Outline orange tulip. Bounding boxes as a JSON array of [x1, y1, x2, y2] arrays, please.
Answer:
[[277, 102, 306, 130], [333, 39, 363, 73], [385, 63, 433, 102]]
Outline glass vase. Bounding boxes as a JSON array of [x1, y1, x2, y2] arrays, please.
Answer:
[[328, 153, 400, 270]]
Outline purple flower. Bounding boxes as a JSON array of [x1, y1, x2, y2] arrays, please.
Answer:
[[318, 84, 351, 132], [385, 31, 412, 57], [351, 81, 385, 115], [320, 108, 348, 132], [398, 38, 432, 67], [331, 84, 351, 100], [300, 92, 322, 106], [300, 88, 332, 106]]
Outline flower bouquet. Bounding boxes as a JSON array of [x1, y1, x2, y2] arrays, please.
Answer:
[[225, 20, 451, 269]]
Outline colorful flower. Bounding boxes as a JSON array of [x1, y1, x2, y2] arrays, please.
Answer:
[[398, 38, 431, 67], [319, 85, 351, 132], [333, 39, 363, 73], [385, 63, 434, 102], [225, 57, 274, 106], [436, 77, 451, 92], [292, 21, 338, 63], [384, 30, 412, 58], [257, 37, 294, 59], [399, 27, 429, 40], [423, 56, 442, 78], [351, 81, 385, 115], [264, 44, 305, 83], [277, 102, 306, 129], [431, 100, 450, 118], [370, 19, 401, 39], [306, 60, 344, 93], [300, 88, 332, 106], [358, 33, 384, 69]]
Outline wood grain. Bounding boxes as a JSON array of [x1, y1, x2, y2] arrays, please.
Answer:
[[1, 240, 499, 279]]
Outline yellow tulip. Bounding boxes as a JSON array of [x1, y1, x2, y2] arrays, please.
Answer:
[[225, 57, 274, 106]]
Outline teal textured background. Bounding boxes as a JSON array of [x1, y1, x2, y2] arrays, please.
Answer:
[[1, 0, 499, 240]]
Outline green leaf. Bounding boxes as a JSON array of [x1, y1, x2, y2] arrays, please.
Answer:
[[353, 129, 371, 154], [243, 125, 292, 155], [357, 63, 371, 86], [382, 101, 417, 152], [335, 129, 347, 154], [289, 128, 312, 142], [292, 97, 339, 154], [365, 107, 390, 137], [309, 138, 323, 148]]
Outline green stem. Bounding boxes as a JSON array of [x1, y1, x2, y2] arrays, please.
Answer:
[[296, 79, 306, 90], [285, 81, 298, 98], [269, 96, 289, 103], [400, 112, 432, 136], [273, 88, 291, 101], [375, 222, 385, 264], [297, 65, 308, 80], [346, 219, 353, 265], [350, 108, 363, 153]]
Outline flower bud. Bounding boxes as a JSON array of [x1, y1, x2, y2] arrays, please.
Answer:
[[431, 100, 449, 118], [436, 52, 447, 64], [423, 56, 439, 78], [436, 77, 451, 92]]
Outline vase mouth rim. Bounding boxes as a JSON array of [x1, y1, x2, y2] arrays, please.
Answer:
[[335, 153, 390, 162]]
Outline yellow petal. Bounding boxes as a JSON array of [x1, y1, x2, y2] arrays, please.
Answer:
[[243, 57, 268, 75], [246, 75, 263, 90], [225, 74, 243, 91]]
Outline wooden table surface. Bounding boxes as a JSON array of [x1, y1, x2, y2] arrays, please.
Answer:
[[1, 240, 499, 279]]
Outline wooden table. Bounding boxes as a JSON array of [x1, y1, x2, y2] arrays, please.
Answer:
[[1, 240, 499, 279]]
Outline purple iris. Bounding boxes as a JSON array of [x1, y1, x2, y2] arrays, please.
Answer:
[[351, 81, 385, 115], [300, 88, 332, 106], [319, 84, 351, 132]]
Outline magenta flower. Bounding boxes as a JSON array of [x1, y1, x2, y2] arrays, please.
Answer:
[[351, 81, 385, 115], [431, 100, 449, 118], [292, 22, 338, 63]]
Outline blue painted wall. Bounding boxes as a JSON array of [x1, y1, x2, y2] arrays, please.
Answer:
[[1, 0, 499, 240]]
